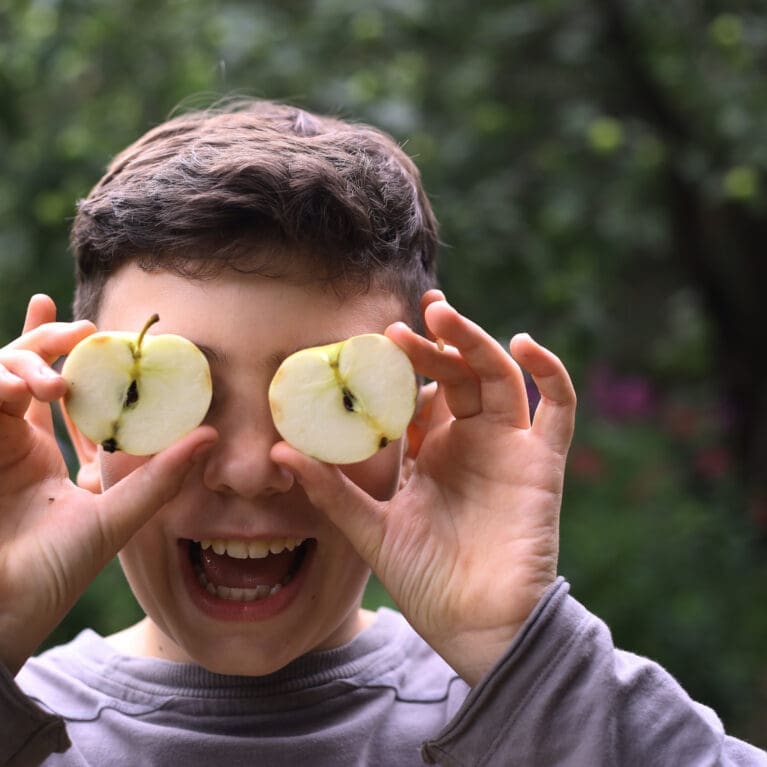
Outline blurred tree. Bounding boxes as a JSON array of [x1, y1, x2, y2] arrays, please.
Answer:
[[1, 0, 766, 745], [594, 0, 767, 520]]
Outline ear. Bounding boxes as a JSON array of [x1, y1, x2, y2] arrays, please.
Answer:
[[405, 381, 441, 461], [399, 382, 442, 489], [61, 405, 102, 493]]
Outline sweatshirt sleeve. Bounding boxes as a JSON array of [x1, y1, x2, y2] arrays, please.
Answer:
[[421, 578, 767, 767], [0, 662, 70, 767]]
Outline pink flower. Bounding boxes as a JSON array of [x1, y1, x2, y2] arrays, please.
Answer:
[[568, 444, 605, 482], [694, 446, 731, 479]]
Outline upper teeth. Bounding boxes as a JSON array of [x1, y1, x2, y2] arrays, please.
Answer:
[[196, 537, 305, 559]]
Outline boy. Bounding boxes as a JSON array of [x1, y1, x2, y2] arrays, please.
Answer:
[[0, 100, 764, 766]]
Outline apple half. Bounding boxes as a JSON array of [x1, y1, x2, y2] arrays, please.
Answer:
[[269, 333, 417, 464], [62, 314, 212, 456]]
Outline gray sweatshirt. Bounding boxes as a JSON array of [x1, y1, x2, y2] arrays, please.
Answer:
[[2, 579, 766, 766]]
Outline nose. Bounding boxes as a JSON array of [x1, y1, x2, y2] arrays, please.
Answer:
[[201, 413, 294, 498]]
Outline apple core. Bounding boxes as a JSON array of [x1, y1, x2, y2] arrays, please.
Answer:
[[62, 314, 213, 455], [268, 333, 417, 464]]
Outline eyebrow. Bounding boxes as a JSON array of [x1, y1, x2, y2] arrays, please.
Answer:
[[193, 338, 341, 370], [194, 343, 229, 366], [263, 341, 335, 372], [272, 338, 342, 365]]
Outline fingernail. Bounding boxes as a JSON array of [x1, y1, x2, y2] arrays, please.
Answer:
[[38, 365, 60, 379]]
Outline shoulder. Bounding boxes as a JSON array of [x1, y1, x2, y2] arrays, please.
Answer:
[[17, 630, 174, 724], [17, 630, 101, 695]]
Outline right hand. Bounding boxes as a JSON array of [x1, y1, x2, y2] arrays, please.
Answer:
[[0, 295, 217, 675]]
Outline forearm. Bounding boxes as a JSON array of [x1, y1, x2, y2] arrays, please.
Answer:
[[422, 579, 767, 766]]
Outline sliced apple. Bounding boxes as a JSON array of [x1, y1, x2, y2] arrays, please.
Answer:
[[62, 314, 212, 456], [268, 333, 417, 464]]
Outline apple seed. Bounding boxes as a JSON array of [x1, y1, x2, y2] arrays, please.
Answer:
[[124, 380, 139, 407], [342, 388, 356, 412]]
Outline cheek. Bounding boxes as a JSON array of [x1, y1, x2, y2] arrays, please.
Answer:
[[117, 533, 169, 623], [341, 440, 405, 501], [99, 451, 151, 490]]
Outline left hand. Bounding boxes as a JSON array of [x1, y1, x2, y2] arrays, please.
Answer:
[[272, 290, 577, 685]]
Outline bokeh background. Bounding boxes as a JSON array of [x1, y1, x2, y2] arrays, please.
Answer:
[[2, 0, 766, 747]]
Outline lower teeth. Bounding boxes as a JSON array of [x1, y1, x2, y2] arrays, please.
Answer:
[[194, 567, 288, 602]]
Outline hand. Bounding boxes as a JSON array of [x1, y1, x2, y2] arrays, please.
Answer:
[[0, 295, 217, 674], [272, 291, 577, 685]]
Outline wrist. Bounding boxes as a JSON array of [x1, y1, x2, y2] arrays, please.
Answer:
[[441, 629, 524, 687], [431, 577, 563, 687]]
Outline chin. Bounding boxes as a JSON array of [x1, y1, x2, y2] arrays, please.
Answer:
[[194, 649, 297, 677], [119, 523, 371, 674], [173, 625, 332, 678]]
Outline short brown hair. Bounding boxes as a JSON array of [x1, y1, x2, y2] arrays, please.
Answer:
[[71, 99, 439, 327]]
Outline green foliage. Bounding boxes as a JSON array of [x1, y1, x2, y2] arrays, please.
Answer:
[[563, 412, 767, 745], [3, 0, 767, 746]]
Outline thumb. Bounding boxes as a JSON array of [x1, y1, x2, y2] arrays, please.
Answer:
[[94, 426, 218, 555], [271, 441, 386, 566]]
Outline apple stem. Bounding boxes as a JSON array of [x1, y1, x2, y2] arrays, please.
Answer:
[[135, 313, 160, 356]]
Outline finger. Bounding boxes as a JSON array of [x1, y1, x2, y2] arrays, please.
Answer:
[[428, 382, 454, 431], [387, 321, 482, 419], [403, 380, 454, 461], [424, 301, 531, 427], [17, 295, 69, 429], [4, 313, 93, 428], [11, 348, 66, 430], [270, 441, 386, 565], [406, 381, 438, 458], [22, 294, 57, 334], [95, 426, 218, 555], [419, 289, 446, 341], [5, 320, 96, 363], [0, 365, 30, 417], [510, 333, 576, 455], [0, 350, 67, 417]]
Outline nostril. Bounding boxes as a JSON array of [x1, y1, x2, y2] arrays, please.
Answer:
[[201, 441, 296, 497]]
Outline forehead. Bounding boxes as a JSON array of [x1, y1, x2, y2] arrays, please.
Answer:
[[97, 263, 407, 349]]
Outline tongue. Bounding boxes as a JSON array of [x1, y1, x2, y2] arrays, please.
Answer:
[[200, 547, 298, 588]]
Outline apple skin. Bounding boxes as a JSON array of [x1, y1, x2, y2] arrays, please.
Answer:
[[268, 333, 417, 464], [62, 315, 212, 456]]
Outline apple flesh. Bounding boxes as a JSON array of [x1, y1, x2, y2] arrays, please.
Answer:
[[62, 314, 212, 456], [268, 333, 417, 464]]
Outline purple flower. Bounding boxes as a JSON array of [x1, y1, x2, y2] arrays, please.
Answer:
[[525, 373, 541, 418], [588, 364, 656, 420]]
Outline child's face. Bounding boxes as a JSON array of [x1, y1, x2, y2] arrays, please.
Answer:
[[87, 261, 409, 675]]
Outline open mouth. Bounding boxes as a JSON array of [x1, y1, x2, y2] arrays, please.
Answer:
[[186, 537, 314, 603]]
